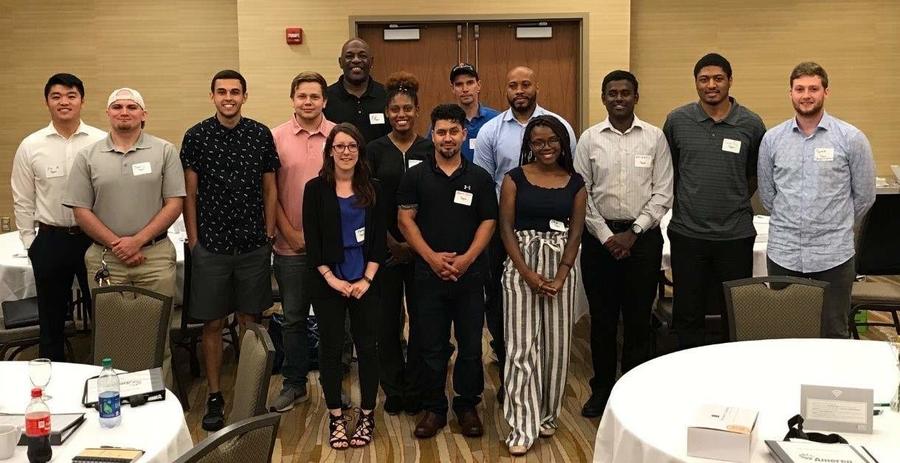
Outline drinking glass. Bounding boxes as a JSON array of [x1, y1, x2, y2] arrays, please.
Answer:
[[28, 358, 52, 400]]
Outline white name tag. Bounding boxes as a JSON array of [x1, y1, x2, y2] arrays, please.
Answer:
[[634, 154, 652, 168], [814, 148, 835, 162], [469, 138, 477, 150], [721, 138, 742, 154], [369, 113, 385, 125], [454, 190, 473, 206], [45, 165, 64, 178], [132, 162, 152, 176], [549, 219, 568, 232], [408, 159, 422, 168], [355, 227, 366, 243]]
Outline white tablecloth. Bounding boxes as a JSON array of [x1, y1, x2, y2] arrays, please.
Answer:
[[0, 361, 192, 462], [0, 231, 186, 305], [593, 339, 900, 462]]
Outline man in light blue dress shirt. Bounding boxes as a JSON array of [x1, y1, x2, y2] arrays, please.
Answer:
[[758, 62, 875, 338], [474, 66, 577, 401]]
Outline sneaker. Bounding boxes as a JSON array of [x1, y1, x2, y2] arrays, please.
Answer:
[[269, 385, 308, 413], [202, 392, 225, 431]]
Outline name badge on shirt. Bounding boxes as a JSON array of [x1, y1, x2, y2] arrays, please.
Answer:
[[408, 159, 423, 168], [549, 219, 568, 232], [469, 138, 477, 150], [634, 154, 652, 168], [814, 148, 835, 162], [721, 138, 742, 154], [45, 165, 64, 178], [369, 113, 385, 125], [454, 190, 473, 206], [355, 227, 366, 243], [132, 162, 152, 176]]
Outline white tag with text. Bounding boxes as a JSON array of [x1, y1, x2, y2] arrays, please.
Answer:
[[549, 219, 568, 232], [45, 165, 64, 178], [634, 154, 652, 168], [815, 148, 835, 162], [132, 162, 152, 176], [454, 190, 473, 206], [355, 227, 366, 243], [722, 138, 742, 154], [369, 113, 385, 125]]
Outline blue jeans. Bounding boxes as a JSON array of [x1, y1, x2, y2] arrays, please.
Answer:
[[273, 253, 311, 388]]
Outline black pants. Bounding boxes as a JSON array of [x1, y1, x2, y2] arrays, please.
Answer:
[[28, 229, 92, 361], [416, 276, 484, 416], [581, 227, 663, 393], [312, 288, 379, 410], [485, 232, 506, 372], [376, 261, 421, 399], [668, 230, 754, 349]]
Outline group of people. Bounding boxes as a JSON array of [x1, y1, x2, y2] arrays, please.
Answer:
[[11, 33, 875, 456]]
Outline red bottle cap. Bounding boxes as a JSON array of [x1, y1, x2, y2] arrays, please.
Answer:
[[31, 387, 42, 398]]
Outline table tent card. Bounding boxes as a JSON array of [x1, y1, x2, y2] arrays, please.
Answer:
[[800, 385, 873, 434]]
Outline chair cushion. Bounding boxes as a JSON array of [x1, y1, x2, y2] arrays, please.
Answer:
[[1, 297, 40, 329], [852, 281, 900, 304]]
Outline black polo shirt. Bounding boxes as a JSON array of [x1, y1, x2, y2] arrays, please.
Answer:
[[180, 116, 280, 254], [323, 76, 391, 144], [396, 154, 497, 282], [366, 134, 434, 242]]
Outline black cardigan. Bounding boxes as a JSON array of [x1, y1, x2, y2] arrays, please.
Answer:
[[302, 176, 387, 294]]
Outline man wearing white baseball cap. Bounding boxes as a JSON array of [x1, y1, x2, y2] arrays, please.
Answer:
[[63, 87, 185, 382]]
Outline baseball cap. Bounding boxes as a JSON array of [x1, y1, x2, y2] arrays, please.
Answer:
[[450, 63, 478, 82], [107, 88, 145, 110]]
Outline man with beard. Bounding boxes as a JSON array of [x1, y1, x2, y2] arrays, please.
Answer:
[[324, 37, 390, 144], [663, 53, 766, 349], [758, 62, 874, 338], [474, 66, 576, 401], [398, 104, 497, 439]]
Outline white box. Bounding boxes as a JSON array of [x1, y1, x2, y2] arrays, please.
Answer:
[[687, 405, 758, 463]]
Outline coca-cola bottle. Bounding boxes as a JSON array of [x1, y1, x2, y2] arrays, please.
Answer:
[[25, 387, 51, 463]]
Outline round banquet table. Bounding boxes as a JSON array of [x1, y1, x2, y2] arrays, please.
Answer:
[[0, 361, 192, 462], [0, 230, 186, 305], [593, 339, 900, 462]]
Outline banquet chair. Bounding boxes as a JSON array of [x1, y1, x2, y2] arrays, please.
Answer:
[[0, 296, 76, 360], [91, 285, 172, 372], [174, 412, 280, 463], [722, 276, 828, 341], [227, 322, 275, 424], [849, 193, 900, 339]]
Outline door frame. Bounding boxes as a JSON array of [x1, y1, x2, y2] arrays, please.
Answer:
[[351, 14, 589, 132]]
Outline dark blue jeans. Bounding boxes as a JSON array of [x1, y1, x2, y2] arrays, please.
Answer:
[[273, 253, 310, 389]]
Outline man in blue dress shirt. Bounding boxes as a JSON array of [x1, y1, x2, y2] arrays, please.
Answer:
[[758, 61, 875, 338]]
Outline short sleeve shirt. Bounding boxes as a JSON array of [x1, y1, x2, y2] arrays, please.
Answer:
[[63, 133, 186, 237], [323, 76, 391, 144], [366, 135, 434, 242], [663, 98, 766, 240], [396, 155, 497, 282], [180, 116, 280, 254]]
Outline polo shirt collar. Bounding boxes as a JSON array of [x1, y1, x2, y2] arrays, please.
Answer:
[[428, 153, 469, 178], [334, 75, 376, 100], [690, 97, 740, 124], [473, 104, 491, 121], [790, 111, 832, 134], [101, 131, 150, 153], [598, 115, 646, 135], [291, 114, 329, 136], [501, 104, 548, 124]]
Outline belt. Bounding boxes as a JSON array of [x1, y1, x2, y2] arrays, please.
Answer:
[[37, 222, 83, 234], [95, 232, 168, 249], [605, 220, 635, 233]]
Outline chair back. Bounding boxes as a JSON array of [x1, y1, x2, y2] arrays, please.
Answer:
[[722, 276, 829, 341], [228, 322, 275, 423], [856, 193, 900, 275], [91, 285, 172, 371], [173, 412, 280, 463]]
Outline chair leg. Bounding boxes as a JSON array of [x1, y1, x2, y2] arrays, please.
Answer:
[[64, 338, 75, 360], [228, 321, 240, 361], [188, 338, 201, 377], [172, 361, 191, 412]]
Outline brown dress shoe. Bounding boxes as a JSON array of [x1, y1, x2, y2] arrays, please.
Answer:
[[414, 411, 447, 438], [456, 408, 484, 437]]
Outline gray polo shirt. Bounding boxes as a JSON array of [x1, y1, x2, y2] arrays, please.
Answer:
[[662, 98, 766, 240], [63, 132, 186, 237]]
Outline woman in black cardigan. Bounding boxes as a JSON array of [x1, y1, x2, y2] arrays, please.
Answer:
[[302, 122, 386, 449]]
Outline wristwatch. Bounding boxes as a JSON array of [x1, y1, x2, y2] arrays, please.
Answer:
[[630, 223, 643, 235]]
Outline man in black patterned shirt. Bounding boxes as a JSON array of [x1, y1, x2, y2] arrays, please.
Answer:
[[180, 70, 280, 431]]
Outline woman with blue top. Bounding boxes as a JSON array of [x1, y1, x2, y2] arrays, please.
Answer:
[[302, 122, 386, 449], [498, 115, 587, 455]]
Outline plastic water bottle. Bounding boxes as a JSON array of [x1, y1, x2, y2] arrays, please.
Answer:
[[25, 387, 52, 463], [98, 358, 121, 428]]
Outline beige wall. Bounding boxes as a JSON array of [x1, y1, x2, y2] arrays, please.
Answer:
[[235, 0, 629, 129], [631, 0, 900, 175]]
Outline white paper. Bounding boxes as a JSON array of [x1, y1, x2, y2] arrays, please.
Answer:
[[369, 113, 385, 125], [549, 220, 567, 232], [722, 138, 742, 154], [408, 159, 422, 168], [691, 405, 757, 433], [634, 154, 652, 168], [814, 147, 834, 162], [88, 370, 153, 403], [454, 190, 473, 206], [806, 398, 868, 424], [469, 138, 477, 150], [45, 165, 64, 178], [354, 227, 365, 243], [131, 162, 152, 176]]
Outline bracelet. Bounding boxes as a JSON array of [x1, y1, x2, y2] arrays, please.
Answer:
[[362, 275, 373, 284], [321, 269, 332, 277]]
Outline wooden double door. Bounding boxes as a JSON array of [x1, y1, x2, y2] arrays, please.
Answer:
[[357, 19, 581, 135]]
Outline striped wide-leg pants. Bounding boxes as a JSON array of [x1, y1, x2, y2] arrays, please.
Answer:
[[501, 229, 577, 448]]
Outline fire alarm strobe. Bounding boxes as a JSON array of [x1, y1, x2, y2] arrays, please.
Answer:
[[286, 28, 303, 45]]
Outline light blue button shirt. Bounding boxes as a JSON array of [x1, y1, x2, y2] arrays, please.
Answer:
[[474, 105, 577, 198], [758, 112, 876, 273]]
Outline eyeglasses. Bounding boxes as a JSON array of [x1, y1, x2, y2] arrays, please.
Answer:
[[530, 137, 561, 151], [332, 143, 359, 153]]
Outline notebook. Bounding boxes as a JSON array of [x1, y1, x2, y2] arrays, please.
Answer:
[[0, 412, 85, 446], [73, 447, 144, 463]]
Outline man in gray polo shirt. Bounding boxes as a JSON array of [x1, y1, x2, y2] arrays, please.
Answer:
[[662, 54, 766, 349], [64, 88, 185, 379]]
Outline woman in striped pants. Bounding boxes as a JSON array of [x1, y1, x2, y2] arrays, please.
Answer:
[[498, 115, 587, 455]]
